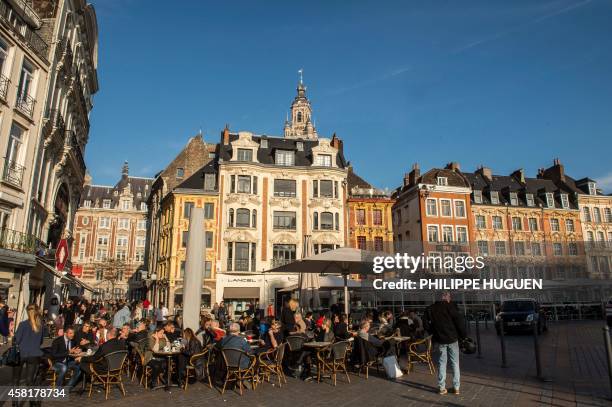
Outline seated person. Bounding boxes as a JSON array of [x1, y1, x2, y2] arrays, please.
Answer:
[[127, 321, 149, 344], [143, 326, 168, 388], [216, 323, 250, 369], [209, 320, 226, 343], [395, 312, 415, 338], [95, 319, 109, 345], [315, 317, 335, 343], [74, 321, 95, 351], [304, 312, 315, 331], [294, 313, 307, 334], [77, 327, 127, 377], [50, 326, 82, 388], [333, 314, 352, 340], [378, 311, 394, 337], [163, 322, 179, 343], [263, 320, 283, 350], [177, 328, 203, 387], [358, 321, 384, 347]]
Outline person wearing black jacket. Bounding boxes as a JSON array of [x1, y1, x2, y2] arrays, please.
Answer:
[[74, 321, 95, 351], [50, 326, 81, 387], [77, 328, 126, 376], [176, 328, 202, 387], [280, 299, 297, 337], [424, 292, 466, 395]]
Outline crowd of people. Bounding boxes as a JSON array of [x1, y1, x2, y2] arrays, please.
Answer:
[[6, 291, 467, 397]]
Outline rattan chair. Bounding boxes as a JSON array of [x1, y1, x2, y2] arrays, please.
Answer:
[[184, 347, 213, 390], [220, 347, 257, 395], [407, 335, 435, 375], [285, 334, 306, 368], [354, 336, 382, 379], [45, 358, 57, 388], [316, 340, 351, 386], [86, 350, 128, 400], [258, 342, 287, 387]]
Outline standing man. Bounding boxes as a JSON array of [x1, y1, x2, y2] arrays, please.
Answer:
[[424, 292, 466, 395], [113, 302, 131, 328]]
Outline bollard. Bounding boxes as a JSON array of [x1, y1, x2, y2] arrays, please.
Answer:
[[475, 315, 482, 359], [500, 321, 508, 368], [533, 322, 543, 380], [604, 326, 612, 400]]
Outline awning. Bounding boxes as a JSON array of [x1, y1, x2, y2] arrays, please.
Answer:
[[65, 273, 94, 292], [36, 258, 70, 283], [223, 287, 259, 299]]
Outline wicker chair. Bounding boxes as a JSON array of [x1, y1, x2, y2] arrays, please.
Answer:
[[44, 358, 57, 388], [86, 350, 128, 400], [258, 342, 287, 387], [407, 335, 435, 375], [316, 340, 351, 386], [183, 347, 213, 390], [285, 335, 306, 368], [220, 348, 257, 395], [354, 336, 383, 379]]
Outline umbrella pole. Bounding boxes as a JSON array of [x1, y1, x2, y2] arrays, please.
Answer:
[[343, 274, 349, 315]]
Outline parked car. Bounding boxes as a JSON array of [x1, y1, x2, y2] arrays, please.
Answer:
[[495, 298, 547, 335]]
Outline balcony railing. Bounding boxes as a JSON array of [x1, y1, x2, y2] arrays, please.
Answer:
[[2, 158, 25, 187], [271, 257, 293, 268], [0, 227, 39, 254], [0, 1, 48, 61], [0, 74, 9, 101], [15, 93, 35, 117]]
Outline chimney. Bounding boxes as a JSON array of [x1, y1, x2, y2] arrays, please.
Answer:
[[222, 124, 230, 145], [406, 163, 420, 186], [476, 166, 493, 182], [122, 161, 129, 179], [445, 162, 460, 172], [541, 158, 565, 183], [331, 133, 343, 152], [511, 168, 525, 184]]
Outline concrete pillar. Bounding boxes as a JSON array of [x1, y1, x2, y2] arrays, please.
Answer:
[[183, 207, 205, 331]]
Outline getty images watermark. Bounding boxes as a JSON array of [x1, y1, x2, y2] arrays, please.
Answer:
[[370, 253, 543, 290]]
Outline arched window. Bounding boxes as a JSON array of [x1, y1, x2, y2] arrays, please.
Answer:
[[252, 209, 257, 228], [321, 212, 334, 230], [297, 111, 302, 122], [236, 208, 250, 227], [228, 208, 234, 227]]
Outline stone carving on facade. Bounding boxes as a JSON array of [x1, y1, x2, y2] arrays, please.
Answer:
[[312, 232, 341, 245], [224, 193, 261, 206], [270, 233, 299, 245], [269, 196, 300, 208], [223, 229, 258, 243], [308, 197, 342, 209]]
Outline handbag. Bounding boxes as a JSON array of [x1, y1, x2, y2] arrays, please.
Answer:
[[5, 343, 21, 367], [382, 354, 403, 379]]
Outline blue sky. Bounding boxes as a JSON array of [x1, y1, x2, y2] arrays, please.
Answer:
[[87, 0, 612, 191]]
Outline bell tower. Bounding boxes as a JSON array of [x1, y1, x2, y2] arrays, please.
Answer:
[[284, 70, 318, 139]]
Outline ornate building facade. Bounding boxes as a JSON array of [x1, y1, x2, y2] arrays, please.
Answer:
[[72, 163, 152, 300], [215, 81, 348, 316], [146, 134, 216, 304], [155, 161, 218, 311], [0, 0, 97, 318], [347, 168, 394, 253]]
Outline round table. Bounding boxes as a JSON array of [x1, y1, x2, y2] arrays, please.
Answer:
[[153, 350, 182, 391], [302, 342, 332, 381]]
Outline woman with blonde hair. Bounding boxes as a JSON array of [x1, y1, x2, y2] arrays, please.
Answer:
[[12, 304, 44, 386]]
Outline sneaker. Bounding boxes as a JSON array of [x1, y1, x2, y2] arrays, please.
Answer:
[[453, 388, 460, 395], [439, 388, 448, 395]]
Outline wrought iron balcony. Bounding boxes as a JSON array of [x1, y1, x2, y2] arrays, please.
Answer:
[[0, 1, 48, 61], [0, 227, 39, 254], [2, 158, 25, 187], [271, 257, 293, 268], [0, 74, 9, 101], [15, 93, 35, 117], [234, 259, 250, 272]]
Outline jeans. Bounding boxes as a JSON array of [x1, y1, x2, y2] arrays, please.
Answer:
[[53, 360, 81, 387], [435, 341, 460, 390]]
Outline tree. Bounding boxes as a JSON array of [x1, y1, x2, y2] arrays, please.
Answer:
[[94, 257, 127, 300]]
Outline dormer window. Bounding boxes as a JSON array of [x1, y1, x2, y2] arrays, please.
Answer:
[[260, 139, 268, 149], [526, 194, 535, 207], [237, 148, 253, 162], [588, 182, 596, 195], [473, 190, 482, 204], [490, 191, 499, 205], [509, 192, 518, 206], [296, 141, 303, 151], [83, 200, 91, 208], [121, 200, 131, 210], [275, 150, 295, 166], [176, 168, 184, 178], [545, 192, 554, 208], [436, 177, 448, 186], [560, 193, 570, 209], [314, 154, 332, 167], [102, 199, 111, 209]]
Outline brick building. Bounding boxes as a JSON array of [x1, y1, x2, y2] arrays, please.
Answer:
[[72, 163, 152, 300]]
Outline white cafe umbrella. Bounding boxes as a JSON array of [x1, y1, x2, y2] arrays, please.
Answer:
[[299, 235, 320, 310], [268, 247, 378, 315]]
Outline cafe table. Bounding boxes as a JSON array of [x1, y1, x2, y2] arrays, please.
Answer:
[[302, 342, 332, 382], [153, 349, 182, 391]]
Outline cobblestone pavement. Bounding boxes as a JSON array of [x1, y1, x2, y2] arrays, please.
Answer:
[[1, 321, 611, 407]]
